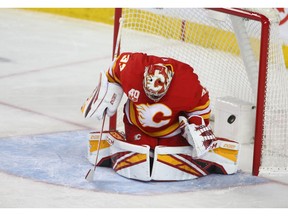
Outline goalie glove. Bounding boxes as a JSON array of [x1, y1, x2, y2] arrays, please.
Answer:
[[81, 71, 123, 120], [179, 116, 217, 158]]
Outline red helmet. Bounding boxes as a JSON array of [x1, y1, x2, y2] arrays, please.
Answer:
[[143, 64, 174, 102]]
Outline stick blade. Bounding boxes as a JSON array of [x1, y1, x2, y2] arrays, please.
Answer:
[[85, 169, 94, 182]]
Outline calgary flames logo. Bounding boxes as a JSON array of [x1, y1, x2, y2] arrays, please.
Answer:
[[136, 103, 172, 128], [277, 8, 288, 25]]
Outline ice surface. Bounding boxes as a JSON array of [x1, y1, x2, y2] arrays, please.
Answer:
[[0, 9, 288, 208], [0, 131, 269, 195]]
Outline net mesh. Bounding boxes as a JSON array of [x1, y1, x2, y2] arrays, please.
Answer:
[[116, 8, 288, 175]]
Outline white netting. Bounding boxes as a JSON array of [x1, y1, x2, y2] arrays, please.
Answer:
[[115, 8, 288, 175], [258, 10, 288, 174]]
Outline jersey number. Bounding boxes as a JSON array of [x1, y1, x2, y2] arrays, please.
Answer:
[[128, 89, 140, 102], [119, 54, 130, 71]]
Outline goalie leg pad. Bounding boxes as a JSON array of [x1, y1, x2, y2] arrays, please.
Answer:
[[87, 131, 112, 167], [151, 138, 240, 180], [107, 132, 152, 181], [151, 146, 207, 181], [199, 138, 240, 175], [88, 131, 152, 181], [88, 132, 240, 181]]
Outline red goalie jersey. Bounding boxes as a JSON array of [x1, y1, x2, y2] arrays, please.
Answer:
[[106, 52, 211, 143]]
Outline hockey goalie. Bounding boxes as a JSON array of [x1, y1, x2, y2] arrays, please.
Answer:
[[81, 52, 240, 181]]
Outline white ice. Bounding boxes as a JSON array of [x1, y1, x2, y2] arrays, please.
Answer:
[[0, 9, 288, 209]]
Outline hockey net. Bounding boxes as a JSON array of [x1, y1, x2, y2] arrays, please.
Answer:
[[111, 8, 288, 176]]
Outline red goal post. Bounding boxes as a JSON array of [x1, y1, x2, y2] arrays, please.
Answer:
[[110, 8, 288, 176]]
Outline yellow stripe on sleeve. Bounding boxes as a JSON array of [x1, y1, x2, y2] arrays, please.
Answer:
[[189, 100, 210, 112]]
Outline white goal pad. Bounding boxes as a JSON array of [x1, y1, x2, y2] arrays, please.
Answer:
[[107, 132, 151, 181], [88, 131, 240, 181]]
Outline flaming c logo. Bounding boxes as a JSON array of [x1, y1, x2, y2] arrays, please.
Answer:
[[277, 8, 288, 25]]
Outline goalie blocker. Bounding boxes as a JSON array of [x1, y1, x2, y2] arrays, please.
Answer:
[[87, 131, 240, 181], [81, 71, 123, 120]]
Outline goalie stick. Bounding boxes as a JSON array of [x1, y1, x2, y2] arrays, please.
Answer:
[[85, 109, 107, 181], [85, 17, 124, 181]]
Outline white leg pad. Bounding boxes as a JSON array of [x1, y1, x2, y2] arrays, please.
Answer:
[[202, 138, 240, 174], [151, 146, 207, 181], [87, 131, 240, 181], [107, 132, 152, 181], [87, 132, 111, 166]]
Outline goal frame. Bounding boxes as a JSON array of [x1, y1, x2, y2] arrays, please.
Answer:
[[110, 8, 271, 176]]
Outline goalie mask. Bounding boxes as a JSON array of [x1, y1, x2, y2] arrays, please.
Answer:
[[143, 63, 174, 102]]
